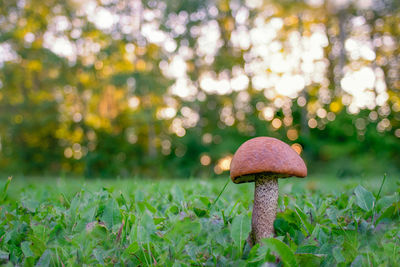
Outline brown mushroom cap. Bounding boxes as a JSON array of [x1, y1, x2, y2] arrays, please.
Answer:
[[230, 137, 307, 184]]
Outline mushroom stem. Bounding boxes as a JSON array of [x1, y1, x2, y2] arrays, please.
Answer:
[[249, 174, 278, 246]]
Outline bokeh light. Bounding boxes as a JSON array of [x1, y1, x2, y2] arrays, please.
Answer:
[[291, 143, 303, 155], [0, 0, 399, 176], [200, 154, 211, 166]]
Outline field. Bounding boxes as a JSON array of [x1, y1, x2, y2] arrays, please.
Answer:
[[0, 174, 399, 266]]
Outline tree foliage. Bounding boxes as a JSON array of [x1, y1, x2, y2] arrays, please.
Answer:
[[0, 0, 399, 177]]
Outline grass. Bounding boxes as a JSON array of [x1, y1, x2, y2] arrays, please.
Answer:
[[0, 174, 399, 266]]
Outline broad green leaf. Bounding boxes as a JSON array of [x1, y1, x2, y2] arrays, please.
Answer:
[[317, 200, 328, 218], [136, 201, 147, 213], [31, 224, 49, 249], [36, 249, 51, 267], [173, 217, 201, 236], [21, 241, 34, 258], [166, 217, 201, 250], [296, 245, 319, 254], [92, 249, 105, 265], [326, 208, 338, 224], [383, 242, 399, 255], [342, 230, 359, 258], [171, 185, 185, 203], [230, 214, 251, 252], [346, 196, 355, 210], [137, 211, 156, 243], [311, 224, 328, 244], [144, 201, 157, 214], [376, 205, 396, 224], [172, 261, 183, 267], [87, 222, 108, 239], [0, 250, 9, 262], [332, 246, 345, 263], [354, 185, 375, 211], [193, 207, 208, 217], [262, 238, 298, 267], [123, 241, 139, 256], [274, 218, 291, 236], [166, 204, 179, 215], [376, 194, 397, 212], [294, 205, 313, 234], [100, 198, 122, 229], [351, 255, 363, 267], [22, 198, 40, 212], [154, 217, 166, 225], [295, 253, 324, 267], [67, 193, 81, 225], [199, 196, 211, 207], [134, 189, 145, 202], [80, 201, 97, 222], [129, 222, 138, 243]]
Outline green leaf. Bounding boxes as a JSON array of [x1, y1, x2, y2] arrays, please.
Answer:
[[86, 222, 108, 239], [0, 250, 9, 262], [67, 193, 80, 226], [310, 224, 328, 244], [123, 241, 139, 256], [21, 241, 34, 258], [350, 255, 363, 267], [137, 211, 156, 243], [296, 245, 319, 254], [199, 196, 211, 207], [171, 185, 185, 203], [274, 218, 291, 236], [166, 217, 201, 250], [144, 201, 157, 214], [326, 208, 338, 224], [332, 246, 345, 263], [247, 243, 263, 262], [22, 198, 40, 212], [166, 204, 179, 215], [376, 205, 396, 224], [230, 214, 251, 253], [36, 249, 51, 267], [153, 217, 166, 225], [317, 200, 328, 218], [134, 189, 145, 202], [294, 205, 313, 234], [100, 198, 122, 229], [80, 201, 97, 222], [93, 249, 105, 265], [295, 253, 324, 267], [354, 185, 375, 211], [376, 194, 397, 212], [262, 238, 298, 267], [193, 207, 208, 217], [383, 242, 399, 255]]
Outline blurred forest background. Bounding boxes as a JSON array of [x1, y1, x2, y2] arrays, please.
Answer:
[[0, 0, 399, 178]]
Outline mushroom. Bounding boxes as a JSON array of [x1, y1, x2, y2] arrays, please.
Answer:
[[230, 137, 307, 246]]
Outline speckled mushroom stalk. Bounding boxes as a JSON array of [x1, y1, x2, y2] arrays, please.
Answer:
[[249, 174, 278, 246]]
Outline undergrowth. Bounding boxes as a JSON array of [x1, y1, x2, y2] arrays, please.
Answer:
[[0, 175, 399, 266]]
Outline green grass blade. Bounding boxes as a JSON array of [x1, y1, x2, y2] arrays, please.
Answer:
[[376, 173, 387, 203], [0, 176, 12, 203], [209, 179, 229, 211]]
